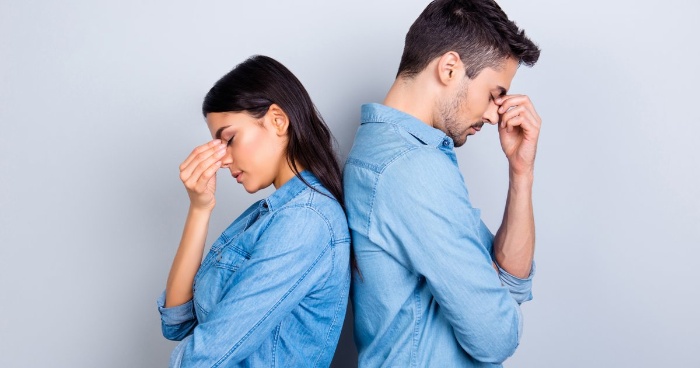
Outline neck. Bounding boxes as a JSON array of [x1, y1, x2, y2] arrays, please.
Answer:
[[383, 75, 438, 128], [273, 160, 304, 189]]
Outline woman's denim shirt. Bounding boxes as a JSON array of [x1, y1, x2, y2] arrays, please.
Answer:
[[157, 171, 351, 367]]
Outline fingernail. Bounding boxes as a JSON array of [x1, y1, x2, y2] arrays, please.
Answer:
[[495, 98, 502, 104], [213, 139, 221, 144]]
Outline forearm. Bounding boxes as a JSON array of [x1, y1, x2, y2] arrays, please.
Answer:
[[493, 172, 535, 278], [165, 205, 212, 307]]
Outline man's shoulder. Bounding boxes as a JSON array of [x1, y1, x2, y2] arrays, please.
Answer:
[[345, 121, 410, 173], [346, 123, 452, 175]]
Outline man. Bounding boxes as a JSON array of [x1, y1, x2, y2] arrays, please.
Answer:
[[343, 0, 541, 366]]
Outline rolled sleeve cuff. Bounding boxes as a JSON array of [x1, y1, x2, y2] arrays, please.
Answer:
[[497, 261, 536, 304], [157, 290, 196, 325]]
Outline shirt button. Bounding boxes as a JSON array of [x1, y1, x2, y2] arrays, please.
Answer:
[[442, 139, 450, 146]]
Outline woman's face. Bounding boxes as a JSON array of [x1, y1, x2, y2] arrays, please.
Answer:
[[205, 106, 292, 193]]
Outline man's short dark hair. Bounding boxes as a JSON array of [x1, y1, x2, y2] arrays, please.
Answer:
[[397, 0, 540, 79]]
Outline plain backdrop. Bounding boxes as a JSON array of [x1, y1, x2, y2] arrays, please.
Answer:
[[1, 0, 699, 367]]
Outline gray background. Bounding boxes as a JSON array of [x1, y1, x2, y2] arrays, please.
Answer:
[[1, 0, 698, 367]]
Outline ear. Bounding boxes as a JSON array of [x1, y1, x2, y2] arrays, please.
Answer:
[[436, 51, 462, 86], [266, 104, 290, 136]]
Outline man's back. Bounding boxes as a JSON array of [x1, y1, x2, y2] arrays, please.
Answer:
[[345, 0, 542, 365], [344, 104, 532, 367]]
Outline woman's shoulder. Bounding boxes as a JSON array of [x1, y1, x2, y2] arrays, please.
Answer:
[[279, 185, 348, 239], [293, 183, 345, 214]]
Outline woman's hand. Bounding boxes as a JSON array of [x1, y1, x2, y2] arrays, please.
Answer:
[[179, 139, 227, 211], [166, 139, 225, 307]]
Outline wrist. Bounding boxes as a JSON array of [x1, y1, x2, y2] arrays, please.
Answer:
[[188, 204, 215, 216], [509, 170, 534, 191]]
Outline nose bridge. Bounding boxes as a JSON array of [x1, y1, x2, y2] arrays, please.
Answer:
[[484, 101, 500, 124], [221, 146, 233, 167]]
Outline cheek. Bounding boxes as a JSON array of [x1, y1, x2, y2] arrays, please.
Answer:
[[231, 129, 265, 164], [234, 140, 258, 163], [464, 94, 491, 118], [234, 129, 282, 175]]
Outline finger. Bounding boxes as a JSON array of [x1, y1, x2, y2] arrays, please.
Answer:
[[497, 95, 540, 123], [510, 116, 525, 133], [194, 161, 221, 193], [500, 105, 528, 128], [495, 94, 526, 112], [180, 139, 222, 172], [180, 143, 225, 181], [495, 94, 524, 106], [496, 94, 529, 110], [500, 115, 525, 133], [179, 140, 222, 172], [501, 109, 538, 135], [180, 146, 219, 184], [185, 147, 226, 186], [181, 146, 226, 185]]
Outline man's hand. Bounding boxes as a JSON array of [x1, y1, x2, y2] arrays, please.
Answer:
[[495, 95, 541, 177]]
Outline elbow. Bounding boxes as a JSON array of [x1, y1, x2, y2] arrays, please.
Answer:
[[457, 314, 521, 363], [161, 323, 194, 341], [510, 289, 533, 305], [467, 336, 519, 364], [497, 261, 536, 305]]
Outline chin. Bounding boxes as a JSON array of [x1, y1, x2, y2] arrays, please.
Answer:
[[453, 137, 467, 147], [242, 182, 263, 194], [242, 180, 273, 194], [239, 180, 256, 193]]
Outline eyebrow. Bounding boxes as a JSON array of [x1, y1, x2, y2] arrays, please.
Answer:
[[214, 125, 231, 140]]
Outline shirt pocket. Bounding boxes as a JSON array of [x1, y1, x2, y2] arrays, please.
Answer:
[[193, 243, 250, 317]]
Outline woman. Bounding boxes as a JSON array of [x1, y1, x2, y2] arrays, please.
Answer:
[[157, 55, 350, 367]]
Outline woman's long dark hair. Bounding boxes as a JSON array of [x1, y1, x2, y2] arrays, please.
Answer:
[[202, 55, 343, 206]]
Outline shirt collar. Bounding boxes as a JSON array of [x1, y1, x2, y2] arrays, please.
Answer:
[[262, 170, 320, 212], [360, 103, 452, 149]]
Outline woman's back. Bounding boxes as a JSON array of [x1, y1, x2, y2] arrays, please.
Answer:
[[158, 55, 350, 367]]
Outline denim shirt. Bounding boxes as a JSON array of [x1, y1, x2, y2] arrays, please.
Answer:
[[157, 171, 351, 367], [343, 104, 536, 367]]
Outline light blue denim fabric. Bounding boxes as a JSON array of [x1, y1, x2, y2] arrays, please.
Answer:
[[343, 103, 536, 367], [157, 171, 351, 367]]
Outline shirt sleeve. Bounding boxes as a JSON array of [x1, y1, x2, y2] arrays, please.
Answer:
[[170, 206, 333, 367], [477, 218, 536, 304], [157, 290, 198, 341], [369, 148, 526, 364], [496, 260, 536, 304]]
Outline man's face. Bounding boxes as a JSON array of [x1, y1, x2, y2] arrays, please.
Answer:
[[437, 57, 519, 147]]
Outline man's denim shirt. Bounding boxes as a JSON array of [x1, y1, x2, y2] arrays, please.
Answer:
[[343, 103, 536, 367], [157, 171, 351, 367]]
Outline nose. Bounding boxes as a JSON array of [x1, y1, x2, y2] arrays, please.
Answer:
[[482, 101, 500, 126], [220, 147, 233, 168]]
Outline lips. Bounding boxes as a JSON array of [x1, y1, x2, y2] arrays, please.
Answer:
[[469, 122, 485, 134], [232, 171, 243, 183]]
